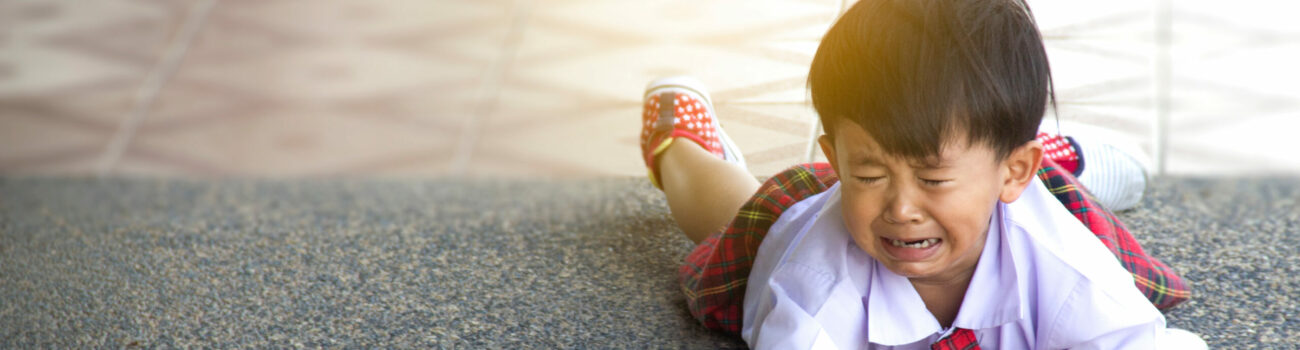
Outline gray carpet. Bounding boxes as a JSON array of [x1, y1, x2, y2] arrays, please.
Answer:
[[1, 177, 1297, 348]]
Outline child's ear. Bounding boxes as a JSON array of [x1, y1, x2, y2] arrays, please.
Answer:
[[999, 140, 1043, 203], [818, 134, 839, 176]]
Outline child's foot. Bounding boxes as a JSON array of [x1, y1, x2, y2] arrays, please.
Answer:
[[1038, 132, 1149, 211], [640, 76, 746, 189]]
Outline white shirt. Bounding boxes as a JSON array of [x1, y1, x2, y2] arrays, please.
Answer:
[[741, 177, 1166, 349]]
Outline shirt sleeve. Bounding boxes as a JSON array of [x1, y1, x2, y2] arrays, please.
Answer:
[[751, 278, 841, 350], [746, 259, 847, 350], [1044, 278, 1165, 349], [1064, 323, 1160, 350]]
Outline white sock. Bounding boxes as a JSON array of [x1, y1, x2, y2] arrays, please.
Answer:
[[1073, 137, 1149, 211]]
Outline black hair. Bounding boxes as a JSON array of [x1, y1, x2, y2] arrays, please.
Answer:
[[808, 0, 1055, 161]]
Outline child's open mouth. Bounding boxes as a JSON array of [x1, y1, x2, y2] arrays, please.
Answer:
[[888, 238, 940, 248], [880, 237, 942, 261]]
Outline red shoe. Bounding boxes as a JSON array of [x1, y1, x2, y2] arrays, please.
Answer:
[[1038, 132, 1082, 175], [640, 76, 746, 189]]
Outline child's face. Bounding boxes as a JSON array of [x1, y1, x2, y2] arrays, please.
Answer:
[[819, 120, 1039, 285]]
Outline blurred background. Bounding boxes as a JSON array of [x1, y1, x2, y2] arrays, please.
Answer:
[[2, 0, 1298, 179]]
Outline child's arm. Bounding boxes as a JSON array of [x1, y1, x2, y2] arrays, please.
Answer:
[[748, 280, 841, 350], [1039, 278, 1165, 349], [745, 258, 864, 350]]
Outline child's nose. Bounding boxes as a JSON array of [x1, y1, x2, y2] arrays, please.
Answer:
[[882, 185, 924, 224]]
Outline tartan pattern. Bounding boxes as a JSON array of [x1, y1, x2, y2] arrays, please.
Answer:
[[1037, 157, 1191, 310], [677, 162, 838, 333], [931, 328, 981, 350], [678, 159, 1191, 335]]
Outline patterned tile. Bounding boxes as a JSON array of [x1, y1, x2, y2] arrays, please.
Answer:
[[473, 0, 839, 177], [1034, 0, 1160, 166], [714, 103, 826, 174], [117, 0, 516, 177], [1162, 0, 1300, 175], [119, 105, 457, 177], [474, 105, 643, 178], [0, 109, 108, 174], [509, 0, 835, 105], [0, 0, 186, 174], [2, 0, 1297, 178]]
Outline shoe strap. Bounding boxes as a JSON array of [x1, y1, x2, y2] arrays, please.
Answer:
[[656, 91, 676, 134]]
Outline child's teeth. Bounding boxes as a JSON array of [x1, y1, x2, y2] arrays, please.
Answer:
[[891, 238, 938, 248]]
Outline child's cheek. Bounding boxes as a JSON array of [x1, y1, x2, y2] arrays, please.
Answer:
[[840, 195, 883, 250]]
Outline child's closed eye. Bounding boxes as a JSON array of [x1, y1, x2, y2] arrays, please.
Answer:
[[854, 176, 884, 184], [919, 178, 950, 186]]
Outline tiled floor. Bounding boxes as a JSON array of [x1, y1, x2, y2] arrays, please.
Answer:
[[2, 0, 1298, 178]]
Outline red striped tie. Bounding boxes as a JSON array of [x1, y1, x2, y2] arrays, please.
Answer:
[[931, 328, 980, 350]]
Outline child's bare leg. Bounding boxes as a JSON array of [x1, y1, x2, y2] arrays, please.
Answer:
[[659, 140, 760, 244]]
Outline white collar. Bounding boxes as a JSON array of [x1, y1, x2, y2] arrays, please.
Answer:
[[861, 202, 1026, 345]]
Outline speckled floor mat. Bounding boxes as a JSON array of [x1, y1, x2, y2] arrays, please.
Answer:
[[1, 177, 1297, 348]]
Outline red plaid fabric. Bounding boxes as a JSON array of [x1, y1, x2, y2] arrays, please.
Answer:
[[677, 159, 1190, 335], [932, 328, 980, 350], [677, 163, 838, 333], [1037, 158, 1190, 310]]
